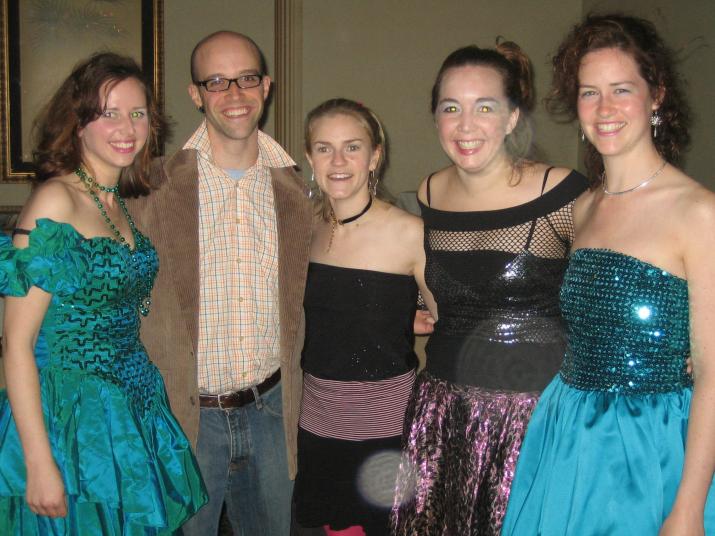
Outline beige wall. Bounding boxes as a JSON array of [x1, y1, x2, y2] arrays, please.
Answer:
[[2, 1, 713, 203], [302, 0, 582, 196]]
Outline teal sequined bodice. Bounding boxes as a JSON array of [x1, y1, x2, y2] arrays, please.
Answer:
[[559, 248, 691, 394], [0, 219, 161, 410]]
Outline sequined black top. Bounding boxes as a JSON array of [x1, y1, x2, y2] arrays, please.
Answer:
[[302, 262, 418, 381], [422, 169, 589, 391]]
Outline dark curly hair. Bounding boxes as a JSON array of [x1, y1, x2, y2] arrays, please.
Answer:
[[547, 13, 691, 181], [32, 52, 167, 197], [431, 41, 536, 175], [305, 98, 387, 220]]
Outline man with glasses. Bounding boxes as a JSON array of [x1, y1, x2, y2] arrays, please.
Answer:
[[127, 30, 312, 535]]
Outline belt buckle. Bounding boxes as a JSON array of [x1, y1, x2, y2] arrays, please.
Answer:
[[217, 392, 232, 410]]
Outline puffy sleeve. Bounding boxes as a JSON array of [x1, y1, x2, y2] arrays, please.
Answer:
[[0, 219, 88, 297]]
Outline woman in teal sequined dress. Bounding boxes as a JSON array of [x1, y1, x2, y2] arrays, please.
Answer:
[[503, 14, 715, 535], [0, 54, 206, 534]]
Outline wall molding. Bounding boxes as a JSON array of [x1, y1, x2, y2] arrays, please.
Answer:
[[274, 0, 303, 168]]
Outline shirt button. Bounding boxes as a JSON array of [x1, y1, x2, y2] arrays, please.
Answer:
[[238, 297, 244, 302], [189, 396, 196, 406], [236, 218, 241, 224]]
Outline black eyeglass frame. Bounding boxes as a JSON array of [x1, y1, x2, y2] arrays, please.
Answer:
[[195, 74, 265, 92]]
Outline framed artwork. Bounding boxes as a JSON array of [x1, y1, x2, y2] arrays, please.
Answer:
[[0, 0, 163, 183]]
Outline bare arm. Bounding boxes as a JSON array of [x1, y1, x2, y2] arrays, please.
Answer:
[[3, 289, 66, 517], [661, 195, 715, 535], [1, 182, 76, 518], [409, 216, 438, 336]]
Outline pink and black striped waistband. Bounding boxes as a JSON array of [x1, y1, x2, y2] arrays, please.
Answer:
[[299, 370, 416, 441]]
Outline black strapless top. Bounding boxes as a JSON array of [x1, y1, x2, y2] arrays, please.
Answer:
[[302, 262, 418, 381]]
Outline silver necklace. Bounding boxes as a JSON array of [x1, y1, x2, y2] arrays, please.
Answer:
[[602, 161, 667, 196]]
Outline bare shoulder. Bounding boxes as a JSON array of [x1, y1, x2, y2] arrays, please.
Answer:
[[529, 163, 575, 193], [675, 175, 715, 229], [17, 176, 78, 230], [417, 165, 452, 205], [382, 202, 423, 241]]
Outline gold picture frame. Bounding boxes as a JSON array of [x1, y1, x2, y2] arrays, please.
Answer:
[[0, 0, 163, 183]]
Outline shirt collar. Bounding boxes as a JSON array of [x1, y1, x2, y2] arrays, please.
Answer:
[[184, 120, 296, 170]]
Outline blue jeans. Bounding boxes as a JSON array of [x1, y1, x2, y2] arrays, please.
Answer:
[[180, 382, 292, 536]]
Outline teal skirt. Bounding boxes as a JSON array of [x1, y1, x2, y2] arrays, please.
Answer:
[[502, 375, 715, 535], [0, 366, 207, 535]]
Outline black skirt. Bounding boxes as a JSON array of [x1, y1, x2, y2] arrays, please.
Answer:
[[294, 428, 402, 536]]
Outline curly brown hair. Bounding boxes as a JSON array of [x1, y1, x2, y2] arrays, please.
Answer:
[[431, 41, 537, 174], [547, 13, 691, 181], [32, 52, 167, 197]]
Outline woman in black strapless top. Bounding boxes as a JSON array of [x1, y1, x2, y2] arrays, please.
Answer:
[[292, 99, 437, 536]]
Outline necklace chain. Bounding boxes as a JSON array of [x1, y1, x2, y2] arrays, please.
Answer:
[[602, 161, 667, 196], [327, 195, 373, 252]]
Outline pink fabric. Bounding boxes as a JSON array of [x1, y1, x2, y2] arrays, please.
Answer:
[[391, 373, 540, 535], [300, 370, 415, 440], [323, 525, 366, 536]]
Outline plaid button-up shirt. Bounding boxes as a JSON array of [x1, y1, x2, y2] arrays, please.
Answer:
[[185, 122, 296, 394]]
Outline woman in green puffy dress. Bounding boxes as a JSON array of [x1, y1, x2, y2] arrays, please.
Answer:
[[0, 53, 207, 534]]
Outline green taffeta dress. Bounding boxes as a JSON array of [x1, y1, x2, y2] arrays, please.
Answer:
[[0, 219, 207, 534]]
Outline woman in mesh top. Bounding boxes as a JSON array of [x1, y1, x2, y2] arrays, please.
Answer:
[[390, 42, 588, 535]]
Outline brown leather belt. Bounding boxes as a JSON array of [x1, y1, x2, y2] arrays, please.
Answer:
[[199, 369, 281, 409]]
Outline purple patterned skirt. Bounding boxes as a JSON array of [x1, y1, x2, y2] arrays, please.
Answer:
[[391, 372, 539, 536]]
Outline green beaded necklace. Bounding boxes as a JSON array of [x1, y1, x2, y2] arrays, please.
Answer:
[[75, 167, 136, 249], [75, 167, 152, 316]]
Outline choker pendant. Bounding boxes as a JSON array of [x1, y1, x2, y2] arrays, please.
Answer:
[[327, 195, 373, 252]]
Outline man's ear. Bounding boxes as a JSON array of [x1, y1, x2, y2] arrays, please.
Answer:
[[188, 83, 203, 111], [261, 75, 272, 101]]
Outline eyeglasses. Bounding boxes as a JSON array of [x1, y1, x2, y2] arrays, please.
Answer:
[[196, 74, 263, 92]]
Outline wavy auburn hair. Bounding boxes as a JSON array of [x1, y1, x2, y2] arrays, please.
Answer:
[[32, 52, 166, 197]]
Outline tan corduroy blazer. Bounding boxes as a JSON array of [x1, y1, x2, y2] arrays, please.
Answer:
[[126, 149, 312, 479]]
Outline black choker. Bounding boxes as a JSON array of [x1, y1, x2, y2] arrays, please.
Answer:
[[332, 195, 373, 226], [327, 196, 372, 252]]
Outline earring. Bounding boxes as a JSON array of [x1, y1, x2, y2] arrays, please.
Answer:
[[579, 129, 585, 143], [650, 111, 662, 139], [198, 105, 205, 114], [307, 172, 321, 199], [368, 170, 378, 197]]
